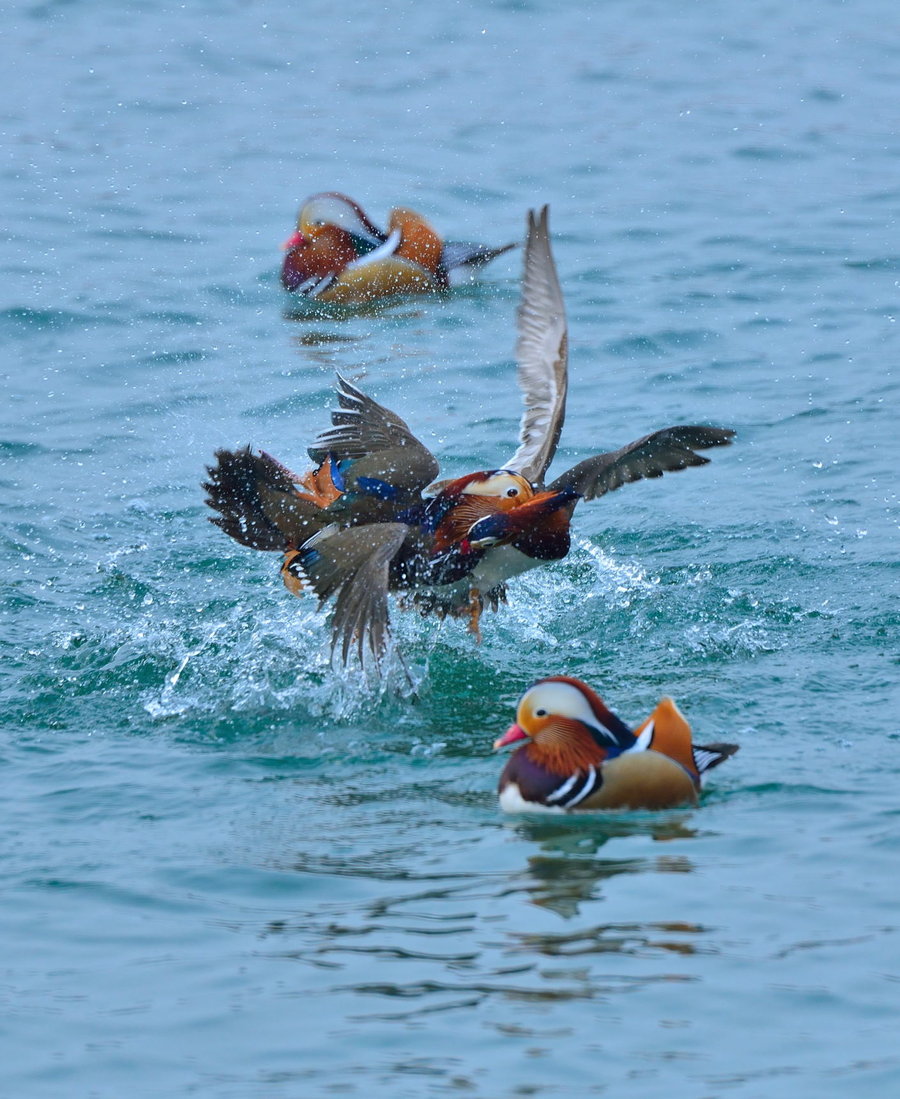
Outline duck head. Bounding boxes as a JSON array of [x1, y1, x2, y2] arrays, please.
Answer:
[[494, 676, 636, 754], [460, 486, 580, 556], [296, 192, 384, 249], [424, 470, 538, 549], [281, 193, 387, 293], [427, 469, 536, 508]]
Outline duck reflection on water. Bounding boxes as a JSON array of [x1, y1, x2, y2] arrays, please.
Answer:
[[509, 812, 699, 919]]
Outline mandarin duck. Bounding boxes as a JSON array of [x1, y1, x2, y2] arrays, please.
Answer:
[[206, 206, 734, 664], [494, 676, 739, 812], [280, 192, 514, 303]]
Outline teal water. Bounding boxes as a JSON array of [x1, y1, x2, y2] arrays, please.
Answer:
[[2, 1, 899, 1096]]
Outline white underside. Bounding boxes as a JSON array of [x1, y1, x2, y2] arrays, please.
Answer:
[[414, 545, 542, 613], [499, 783, 565, 814], [498, 781, 634, 815], [467, 545, 541, 593]]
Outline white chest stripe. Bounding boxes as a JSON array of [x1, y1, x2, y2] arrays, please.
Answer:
[[545, 770, 582, 804], [546, 766, 599, 808], [564, 766, 599, 807]]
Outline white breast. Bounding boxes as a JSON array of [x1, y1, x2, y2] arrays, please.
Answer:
[[468, 545, 540, 593], [498, 783, 565, 814], [407, 546, 541, 617]]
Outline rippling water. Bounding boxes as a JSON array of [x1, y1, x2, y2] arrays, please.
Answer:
[[3, 1, 899, 1096]]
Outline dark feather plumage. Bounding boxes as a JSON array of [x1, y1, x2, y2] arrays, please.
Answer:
[[309, 375, 440, 508], [205, 207, 735, 666], [547, 426, 736, 503], [441, 240, 516, 273], [297, 524, 409, 662], [203, 447, 325, 551], [692, 741, 740, 774]]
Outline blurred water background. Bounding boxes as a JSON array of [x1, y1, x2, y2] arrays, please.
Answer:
[[2, 0, 899, 1095]]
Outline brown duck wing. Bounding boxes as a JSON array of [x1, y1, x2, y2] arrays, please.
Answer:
[[505, 206, 569, 486], [203, 447, 326, 550], [547, 426, 735, 503], [294, 522, 409, 663], [309, 374, 440, 497]]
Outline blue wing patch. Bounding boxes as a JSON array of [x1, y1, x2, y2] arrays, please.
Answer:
[[328, 454, 347, 493], [356, 476, 401, 501]]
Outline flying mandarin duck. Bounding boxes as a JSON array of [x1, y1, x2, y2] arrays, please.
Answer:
[[494, 676, 739, 812], [280, 192, 514, 303], [206, 206, 734, 664]]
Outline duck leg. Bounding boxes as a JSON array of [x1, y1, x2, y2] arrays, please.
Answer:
[[466, 589, 484, 642], [281, 550, 306, 597]]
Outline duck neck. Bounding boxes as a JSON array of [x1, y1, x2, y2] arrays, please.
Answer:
[[527, 719, 610, 775]]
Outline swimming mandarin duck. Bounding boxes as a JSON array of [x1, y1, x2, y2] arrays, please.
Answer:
[[280, 192, 515, 303], [494, 676, 739, 812], [206, 206, 734, 664]]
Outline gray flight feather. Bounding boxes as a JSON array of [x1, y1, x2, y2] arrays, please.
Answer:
[[298, 522, 409, 664], [309, 374, 440, 496], [547, 426, 736, 502], [505, 206, 569, 485]]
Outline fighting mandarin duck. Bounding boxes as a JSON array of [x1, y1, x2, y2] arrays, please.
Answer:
[[280, 192, 514, 303], [206, 206, 734, 664], [494, 676, 739, 812]]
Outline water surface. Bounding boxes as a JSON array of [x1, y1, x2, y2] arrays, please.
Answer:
[[2, 1, 899, 1096]]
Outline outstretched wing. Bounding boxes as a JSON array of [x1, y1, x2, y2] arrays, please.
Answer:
[[504, 206, 568, 485], [295, 522, 409, 664], [309, 374, 440, 497], [547, 426, 735, 501], [203, 447, 327, 550]]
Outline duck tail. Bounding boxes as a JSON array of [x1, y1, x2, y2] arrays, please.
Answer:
[[440, 240, 516, 274], [692, 741, 740, 774]]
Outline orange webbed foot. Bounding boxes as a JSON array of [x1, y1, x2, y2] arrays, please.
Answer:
[[294, 456, 342, 508], [281, 550, 306, 597], [467, 589, 484, 642]]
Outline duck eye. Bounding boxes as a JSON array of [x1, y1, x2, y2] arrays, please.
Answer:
[[505, 487, 519, 497], [535, 708, 547, 717]]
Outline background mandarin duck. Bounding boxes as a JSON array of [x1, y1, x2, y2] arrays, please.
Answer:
[[280, 192, 514, 303], [494, 676, 739, 812], [206, 206, 734, 664]]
